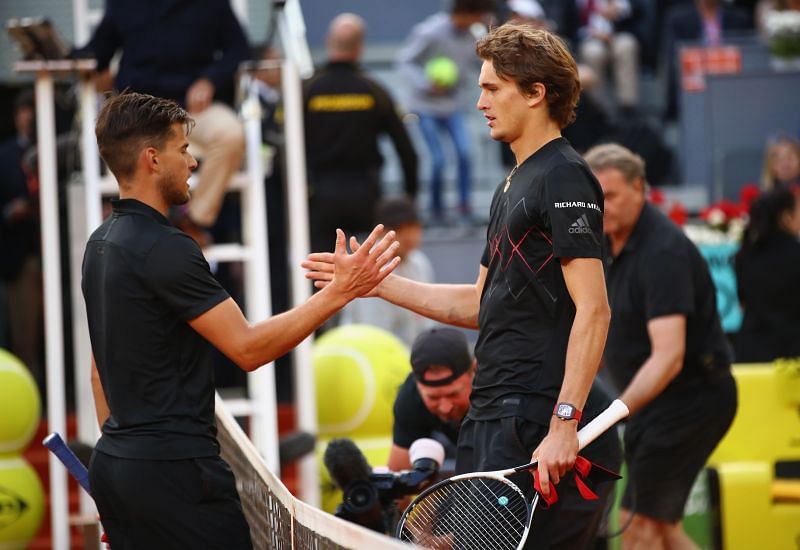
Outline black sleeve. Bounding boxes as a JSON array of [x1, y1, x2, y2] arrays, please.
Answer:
[[82, 4, 120, 70], [392, 376, 432, 449], [638, 247, 695, 321], [541, 162, 604, 259], [374, 83, 419, 198], [144, 232, 230, 321], [201, 1, 250, 92]]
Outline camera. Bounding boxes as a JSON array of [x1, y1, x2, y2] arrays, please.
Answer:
[[323, 437, 445, 534]]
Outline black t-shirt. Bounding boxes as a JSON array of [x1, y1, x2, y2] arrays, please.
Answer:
[[734, 232, 800, 362], [604, 203, 732, 406], [392, 374, 461, 452], [473, 137, 604, 424], [82, 199, 230, 460]]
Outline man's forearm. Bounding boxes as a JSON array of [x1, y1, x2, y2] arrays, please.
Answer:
[[378, 274, 481, 329], [558, 305, 610, 410], [620, 315, 686, 415], [619, 352, 682, 415], [91, 359, 109, 431]]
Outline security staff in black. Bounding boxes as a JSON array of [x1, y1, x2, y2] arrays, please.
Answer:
[[585, 143, 737, 548], [84, 92, 402, 549], [304, 13, 417, 253]]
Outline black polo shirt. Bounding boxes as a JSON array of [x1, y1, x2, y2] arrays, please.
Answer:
[[82, 199, 230, 460], [392, 374, 461, 452], [473, 137, 604, 425], [604, 203, 731, 404]]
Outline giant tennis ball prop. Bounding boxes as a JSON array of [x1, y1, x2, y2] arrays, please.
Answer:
[[0, 457, 45, 549], [313, 325, 411, 513], [425, 56, 459, 89], [0, 349, 40, 455], [313, 325, 411, 438]]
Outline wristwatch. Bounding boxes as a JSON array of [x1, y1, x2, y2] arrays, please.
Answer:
[[553, 402, 582, 422]]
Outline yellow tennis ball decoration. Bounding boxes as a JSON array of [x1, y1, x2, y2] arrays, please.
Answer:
[[0, 349, 41, 455], [0, 457, 45, 549], [313, 325, 410, 438], [425, 56, 459, 88]]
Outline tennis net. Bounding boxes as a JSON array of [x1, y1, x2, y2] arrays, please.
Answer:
[[215, 394, 413, 549]]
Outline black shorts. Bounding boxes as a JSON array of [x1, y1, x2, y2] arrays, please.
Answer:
[[622, 372, 737, 522], [456, 416, 621, 550], [89, 451, 252, 549]]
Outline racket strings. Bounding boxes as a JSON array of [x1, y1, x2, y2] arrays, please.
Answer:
[[399, 477, 529, 550], [415, 481, 520, 549]]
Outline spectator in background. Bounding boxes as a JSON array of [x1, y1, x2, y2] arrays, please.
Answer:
[[576, 0, 642, 116], [80, 0, 249, 243], [305, 13, 418, 254], [662, 0, 751, 120], [586, 143, 737, 549], [0, 89, 43, 388], [761, 135, 800, 190], [735, 188, 800, 362], [396, 0, 495, 225], [537, 0, 582, 46], [507, 0, 552, 29], [561, 65, 614, 154], [340, 197, 434, 347]]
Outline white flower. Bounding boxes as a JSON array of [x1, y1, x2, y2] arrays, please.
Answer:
[[765, 10, 800, 37], [707, 208, 726, 227]]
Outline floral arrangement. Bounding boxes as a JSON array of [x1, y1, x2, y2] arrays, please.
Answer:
[[648, 185, 761, 245], [764, 9, 800, 59]]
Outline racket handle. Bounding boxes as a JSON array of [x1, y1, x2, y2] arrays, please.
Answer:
[[43, 432, 92, 496], [577, 399, 629, 450]]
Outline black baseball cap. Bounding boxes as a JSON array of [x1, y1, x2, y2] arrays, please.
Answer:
[[410, 328, 473, 387]]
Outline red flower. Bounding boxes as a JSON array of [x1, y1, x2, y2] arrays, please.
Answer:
[[649, 188, 665, 206], [668, 203, 688, 226], [716, 199, 743, 220], [739, 184, 760, 211]]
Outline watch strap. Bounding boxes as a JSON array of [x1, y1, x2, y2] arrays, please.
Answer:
[[553, 402, 582, 422]]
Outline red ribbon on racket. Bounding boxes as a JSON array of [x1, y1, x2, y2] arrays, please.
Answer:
[[533, 455, 621, 508]]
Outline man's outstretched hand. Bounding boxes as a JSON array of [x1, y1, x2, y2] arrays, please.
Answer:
[[315, 225, 400, 300]]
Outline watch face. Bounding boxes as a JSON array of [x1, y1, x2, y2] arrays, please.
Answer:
[[557, 403, 574, 417]]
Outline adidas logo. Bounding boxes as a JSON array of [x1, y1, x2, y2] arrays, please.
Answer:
[[568, 214, 594, 234]]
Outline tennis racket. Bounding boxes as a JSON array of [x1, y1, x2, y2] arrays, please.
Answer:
[[395, 399, 629, 550], [42, 432, 91, 495]]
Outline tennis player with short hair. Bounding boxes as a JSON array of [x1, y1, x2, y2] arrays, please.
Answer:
[[83, 91, 400, 548], [305, 24, 611, 548]]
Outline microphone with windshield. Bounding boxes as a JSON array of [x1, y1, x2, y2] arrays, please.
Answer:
[[323, 437, 446, 533]]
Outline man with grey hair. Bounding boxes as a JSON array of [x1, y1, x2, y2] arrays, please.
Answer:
[[585, 143, 737, 549], [304, 13, 418, 254]]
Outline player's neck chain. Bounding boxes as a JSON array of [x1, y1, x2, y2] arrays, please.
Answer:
[[503, 164, 519, 193]]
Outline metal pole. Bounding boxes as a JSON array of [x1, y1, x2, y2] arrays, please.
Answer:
[[281, 60, 320, 505], [241, 76, 281, 474], [75, 75, 102, 521], [72, 0, 91, 46], [80, 77, 102, 232], [35, 72, 70, 550]]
